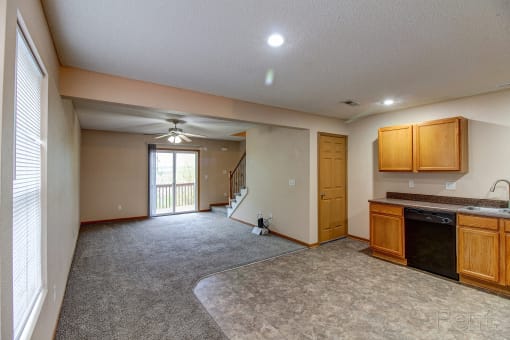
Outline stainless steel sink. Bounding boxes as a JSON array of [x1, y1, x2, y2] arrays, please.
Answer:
[[462, 206, 510, 214]]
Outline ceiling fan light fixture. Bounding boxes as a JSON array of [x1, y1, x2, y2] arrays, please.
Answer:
[[174, 136, 182, 144], [168, 136, 175, 143], [383, 98, 395, 106]]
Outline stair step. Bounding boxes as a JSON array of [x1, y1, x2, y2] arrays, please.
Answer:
[[211, 205, 228, 215]]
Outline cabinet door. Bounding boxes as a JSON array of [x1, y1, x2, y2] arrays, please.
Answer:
[[378, 125, 413, 171], [415, 117, 466, 171], [370, 213, 404, 258], [458, 227, 500, 283], [506, 234, 510, 286]]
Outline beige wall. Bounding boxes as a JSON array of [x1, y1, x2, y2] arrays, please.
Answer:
[[59, 67, 349, 243], [348, 89, 510, 239], [80, 130, 243, 222], [0, 0, 81, 339], [232, 126, 310, 243]]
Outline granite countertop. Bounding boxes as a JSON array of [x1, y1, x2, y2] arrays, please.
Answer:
[[369, 197, 510, 219], [369, 198, 464, 213]]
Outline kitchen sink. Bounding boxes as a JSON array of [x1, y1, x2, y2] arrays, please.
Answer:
[[462, 206, 510, 214]]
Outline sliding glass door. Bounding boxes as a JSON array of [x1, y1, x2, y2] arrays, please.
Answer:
[[151, 149, 198, 216]]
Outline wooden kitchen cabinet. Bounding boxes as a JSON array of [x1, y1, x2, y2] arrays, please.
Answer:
[[377, 116, 468, 172], [414, 117, 468, 172], [378, 125, 413, 171], [369, 203, 405, 264], [506, 233, 510, 286], [457, 226, 500, 283], [457, 214, 510, 295], [505, 219, 510, 286]]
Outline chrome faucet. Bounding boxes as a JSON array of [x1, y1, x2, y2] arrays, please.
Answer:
[[490, 179, 510, 208]]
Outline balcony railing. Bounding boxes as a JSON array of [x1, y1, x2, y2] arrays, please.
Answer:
[[156, 183, 195, 213]]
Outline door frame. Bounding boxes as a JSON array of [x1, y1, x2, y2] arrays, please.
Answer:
[[153, 147, 201, 215], [317, 132, 348, 243]]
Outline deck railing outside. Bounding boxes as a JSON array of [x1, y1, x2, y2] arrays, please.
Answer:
[[156, 183, 195, 213]]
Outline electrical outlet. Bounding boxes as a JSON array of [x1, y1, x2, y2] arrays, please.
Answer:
[[117, 204, 122, 211], [204, 174, 208, 180], [445, 181, 457, 190], [222, 169, 227, 175], [408, 180, 415, 188], [223, 192, 227, 197]]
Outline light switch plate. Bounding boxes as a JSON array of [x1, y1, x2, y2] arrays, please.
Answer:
[[445, 181, 457, 190], [288, 179, 296, 186]]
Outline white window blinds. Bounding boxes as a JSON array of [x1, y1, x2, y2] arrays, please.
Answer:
[[12, 28, 44, 339]]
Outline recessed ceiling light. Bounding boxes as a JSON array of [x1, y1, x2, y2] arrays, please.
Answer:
[[267, 33, 284, 47], [383, 98, 395, 106]]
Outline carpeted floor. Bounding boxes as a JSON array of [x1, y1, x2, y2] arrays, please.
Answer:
[[56, 212, 305, 339]]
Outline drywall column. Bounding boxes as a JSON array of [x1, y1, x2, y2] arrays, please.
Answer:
[[232, 126, 310, 243]]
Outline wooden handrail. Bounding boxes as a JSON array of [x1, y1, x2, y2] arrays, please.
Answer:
[[231, 152, 246, 175], [229, 152, 246, 200]]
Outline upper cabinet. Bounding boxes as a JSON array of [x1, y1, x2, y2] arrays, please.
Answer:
[[415, 117, 468, 172], [378, 125, 413, 171], [378, 116, 468, 172]]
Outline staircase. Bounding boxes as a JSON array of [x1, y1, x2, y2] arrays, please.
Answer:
[[227, 152, 247, 217], [211, 205, 228, 216], [227, 187, 248, 217]]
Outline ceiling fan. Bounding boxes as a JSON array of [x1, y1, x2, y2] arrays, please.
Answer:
[[154, 119, 206, 143]]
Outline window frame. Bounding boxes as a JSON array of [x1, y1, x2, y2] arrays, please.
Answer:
[[12, 16, 48, 340]]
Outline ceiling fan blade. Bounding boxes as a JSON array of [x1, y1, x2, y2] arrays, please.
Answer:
[[181, 132, 206, 138], [179, 134, 192, 143], [154, 133, 172, 139]]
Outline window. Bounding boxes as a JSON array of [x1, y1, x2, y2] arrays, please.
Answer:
[[12, 27, 44, 339]]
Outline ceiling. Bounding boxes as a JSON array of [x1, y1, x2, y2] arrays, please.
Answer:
[[74, 100, 256, 141], [43, 0, 510, 119]]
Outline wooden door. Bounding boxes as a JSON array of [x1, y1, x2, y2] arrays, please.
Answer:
[[458, 227, 500, 283], [318, 134, 347, 242], [378, 125, 413, 171], [370, 213, 404, 258], [415, 117, 467, 171]]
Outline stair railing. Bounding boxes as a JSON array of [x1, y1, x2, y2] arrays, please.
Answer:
[[229, 152, 246, 200]]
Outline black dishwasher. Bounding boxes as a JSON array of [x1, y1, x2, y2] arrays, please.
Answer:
[[404, 208, 459, 281]]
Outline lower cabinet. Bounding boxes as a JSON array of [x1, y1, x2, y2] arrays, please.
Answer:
[[368, 206, 510, 295], [369, 203, 405, 263], [457, 226, 500, 283], [506, 233, 510, 286], [457, 214, 510, 292]]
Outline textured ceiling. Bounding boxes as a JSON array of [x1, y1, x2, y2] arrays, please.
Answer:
[[43, 0, 510, 119], [74, 100, 256, 140]]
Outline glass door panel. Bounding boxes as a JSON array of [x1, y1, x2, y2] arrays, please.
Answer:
[[175, 152, 198, 213], [152, 150, 198, 216], [155, 151, 174, 215]]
